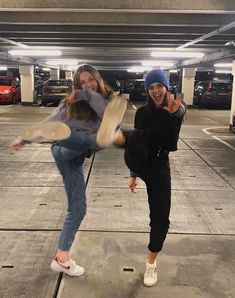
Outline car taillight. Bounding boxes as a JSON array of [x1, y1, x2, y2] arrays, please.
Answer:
[[205, 84, 212, 95]]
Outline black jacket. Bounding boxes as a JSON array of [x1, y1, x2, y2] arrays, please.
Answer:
[[134, 105, 184, 153]]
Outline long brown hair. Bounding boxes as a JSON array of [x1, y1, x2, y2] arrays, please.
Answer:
[[74, 64, 114, 99], [63, 64, 114, 120]]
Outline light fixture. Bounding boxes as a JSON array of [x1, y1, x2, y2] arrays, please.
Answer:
[[42, 68, 51, 71], [142, 61, 175, 67], [225, 41, 235, 47], [46, 59, 78, 66], [66, 66, 78, 71], [127, 66, 152, 73], [215, 69, 232, 74], [0, 66, 7, 70], [214, 63, 232, 68], [8, 50, 62, 56], [151, 51, 204, 58], [169, 69, 178, 73]]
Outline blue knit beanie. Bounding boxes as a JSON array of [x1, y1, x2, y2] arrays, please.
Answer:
[[144, 69, 169, 91]]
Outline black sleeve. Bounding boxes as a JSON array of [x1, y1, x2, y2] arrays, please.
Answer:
[[134, 107, 147, 130]]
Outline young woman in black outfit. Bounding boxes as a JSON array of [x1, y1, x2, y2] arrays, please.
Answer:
[[97, 68, 186, 287]]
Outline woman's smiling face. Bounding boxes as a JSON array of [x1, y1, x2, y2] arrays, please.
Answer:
[[79, 71, 98, 92], [148, 82, 167, 107]]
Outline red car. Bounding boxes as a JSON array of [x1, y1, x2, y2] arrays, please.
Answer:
[[0, 76, 21, 104]]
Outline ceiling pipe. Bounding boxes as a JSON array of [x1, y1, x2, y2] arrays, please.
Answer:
[[176, 21, 235, 50], [0, 36, 29, 48]]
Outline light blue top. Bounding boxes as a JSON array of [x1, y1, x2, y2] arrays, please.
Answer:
[[44, 89, 108, 134]]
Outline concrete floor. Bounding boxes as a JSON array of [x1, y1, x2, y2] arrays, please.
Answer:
[[0, 103, 234, 298]]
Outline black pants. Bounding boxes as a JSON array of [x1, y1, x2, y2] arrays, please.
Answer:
[[124, 132, 171, 253]]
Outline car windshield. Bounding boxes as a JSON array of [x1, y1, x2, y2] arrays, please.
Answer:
[[46, 80, 70, 87], [0, 79, 12, 86], [134, 81, 145, 88], [212, 83, 232, 92]]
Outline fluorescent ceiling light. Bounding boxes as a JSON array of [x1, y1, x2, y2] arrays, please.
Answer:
[[46, 59, 78, 66], [169, 69, 178, 73], [66, 66, 78, 71], [8, 50, 62, 56], [42, 68, 51, 71], [142, 61, 175, 67], [151, 51, 204, 58], [215, 69, 232, 74], [0, 66, 7, 70], [127, 66, 152, 73], [214, 63, 232, 68]]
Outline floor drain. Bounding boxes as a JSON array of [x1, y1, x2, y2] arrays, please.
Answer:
[[123, 267, 134, 272], [2, 265, 14, 268], [215, 208, 223, 210], [39, 203, 47, 206], [114, 204, 122, 207]]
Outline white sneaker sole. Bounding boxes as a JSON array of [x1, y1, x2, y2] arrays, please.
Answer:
[[96, 96, 127, 147], [50, 260, 85, 277], [21, 121, 71, 143], [143, 278, 158, 287]]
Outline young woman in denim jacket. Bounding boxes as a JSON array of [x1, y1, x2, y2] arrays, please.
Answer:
[[11, 64, 118, 276]]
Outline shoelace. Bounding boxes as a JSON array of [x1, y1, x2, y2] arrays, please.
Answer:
[[146, 266, 157, 276]]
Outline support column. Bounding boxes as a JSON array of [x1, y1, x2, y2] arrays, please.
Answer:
[[182, 68, 196, 106], [19, 65, 34, 105], [230, 60, 235, 130], [50, 68, 59, 80], [65, 71, 73, 80]]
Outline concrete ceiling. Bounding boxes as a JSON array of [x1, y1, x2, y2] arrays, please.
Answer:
[[0, 0, 235, 71]]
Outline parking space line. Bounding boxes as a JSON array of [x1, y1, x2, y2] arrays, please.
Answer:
[[202, 126, 235, 151], [212, 135, 235, 151]]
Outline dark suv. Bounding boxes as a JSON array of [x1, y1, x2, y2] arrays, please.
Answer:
[[129, 79, 147, 102], [193, 80, 232, 108], [41, 79, 72, 106]]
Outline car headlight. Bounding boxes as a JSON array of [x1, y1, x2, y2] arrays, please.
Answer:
[[3, 89, 11, 94]]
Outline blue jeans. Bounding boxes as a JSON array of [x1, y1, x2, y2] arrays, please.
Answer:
[[51, 129, 100, 251]]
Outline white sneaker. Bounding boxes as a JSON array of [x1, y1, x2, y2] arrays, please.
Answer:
[[96, 96, 127, 147], [144, 259, 158, 287], [20, 121, 71, 143], [50, 257, 85, 277]]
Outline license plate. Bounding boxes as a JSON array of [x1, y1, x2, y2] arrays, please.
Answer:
[[218, 93, 229, 96], [51, 89, 60, 93]]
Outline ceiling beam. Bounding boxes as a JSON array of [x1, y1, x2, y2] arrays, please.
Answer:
[[0, 0, 235, 13], [0, 12, 235, 26], [179, 48, 235, 67]]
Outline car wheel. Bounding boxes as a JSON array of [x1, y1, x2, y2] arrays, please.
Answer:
[[11, 94, 16, 104], [198, 97, 205, 108], [41, 98, 47, 106]]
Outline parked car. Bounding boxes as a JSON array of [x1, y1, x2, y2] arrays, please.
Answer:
[[41, 79, 72, 106], [193, 80, 232, 108], [104, 78, 121, 94], [169, 84, 180, 99], [232, 111, 235, 133], [129, 79, 147, 102], [121, 79, 136, 94], [0, 76, 21, 104]]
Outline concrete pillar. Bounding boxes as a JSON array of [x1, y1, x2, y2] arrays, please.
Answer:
[[65, 71, 73, 80], [19, 65, 34, 105], [230, 60, 235, 130], [182, 68, 196, 106], [50, 68, 59, 80]]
